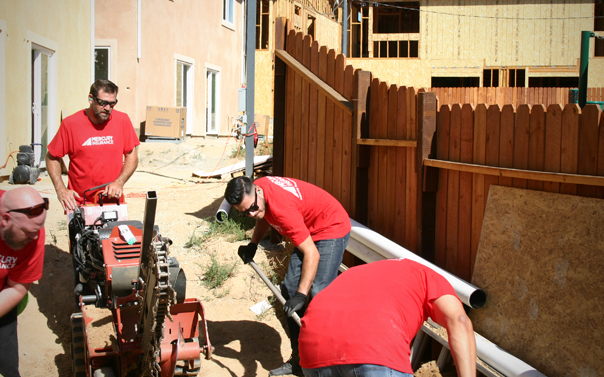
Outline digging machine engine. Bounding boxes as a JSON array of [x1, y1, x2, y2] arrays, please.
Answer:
[[69, 188, 212, 377]]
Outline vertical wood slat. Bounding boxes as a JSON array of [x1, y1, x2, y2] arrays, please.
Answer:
[[446, 105, 461, 277], [458, 104, 474, 282], [385, 84, 399, 241], [315, 46, 328, 188], [513, 104, 531, 189], [299, 35, 312, 182], [484, 105, 501, 209], [332, 53, 346, 203], [367, 78, 381, 230], [435, 105, 451, 269], [284, 30, 296, 178], [406, 88, 417, 252], [560, 104, 580, 195], [292, 32, 303, 179], [307, 40, 319, 185], [471, 104, 487, 278], [394, 86, 408, 247], [323, 49, 336, 194], [527, 105, 546, 191], [499, 104, 515, 187], [341, 64, 354, 213], [598, 113, 604, 199], [577, 105, 601, 197], [376, 82, 389, 237], [544, 104, 562, 193]]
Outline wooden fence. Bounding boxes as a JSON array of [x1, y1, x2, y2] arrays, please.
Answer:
[[273, 20, 604, 277]]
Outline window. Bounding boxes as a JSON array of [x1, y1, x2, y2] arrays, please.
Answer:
[[32, 44, 53, 166], [176, 54, 195, 134], [373, 40, 418, 58], [431, 77, 479, 87], [508, 69, 526, 87], [483, 69, 499, 87], [95, 47, 110, 81], [373, 2, 420, 34], [206, 68, 220, 135], [528, 77, 579, 87], [176, 61, 190, 108], [256, 0, 270, 50], [223, 0, 234, 25]]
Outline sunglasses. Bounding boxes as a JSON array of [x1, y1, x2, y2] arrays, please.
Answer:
[[93, 96, 118, 107], [239, 191, 259, 217], [8, 198, 49, 217]]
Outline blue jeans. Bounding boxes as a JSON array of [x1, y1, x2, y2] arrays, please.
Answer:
[[0, 307, 20, 377], [303, 364, 413, 377], [281, 232, 350, 361]]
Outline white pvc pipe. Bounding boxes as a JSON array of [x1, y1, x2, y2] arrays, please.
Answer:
[[474, 333, 547, 377], [215, 198, 231, 223], [349, 219, 486, 309]]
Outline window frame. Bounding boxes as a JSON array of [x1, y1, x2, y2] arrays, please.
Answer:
[[222, 0, 235, 30]]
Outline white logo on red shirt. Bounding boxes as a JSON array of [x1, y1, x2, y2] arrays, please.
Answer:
[[267, 177, 303, 200], [0, 255, 17, 269], [82, 136, 114, 146]]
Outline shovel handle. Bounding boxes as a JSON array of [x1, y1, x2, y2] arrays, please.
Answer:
[[249, 261, 302, 327]]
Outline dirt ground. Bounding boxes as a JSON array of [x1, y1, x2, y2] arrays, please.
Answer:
[[3, 137, 449, 377]]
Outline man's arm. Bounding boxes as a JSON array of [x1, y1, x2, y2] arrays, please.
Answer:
[[250, 217, 271, 245], [0, 279, 30, 318], [432, 295, 477, 377], [105, 146, 139, 199], [46, 152, 79, 211], [294, 235, 320, 295]]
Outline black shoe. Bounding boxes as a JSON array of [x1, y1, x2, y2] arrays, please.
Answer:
[[269, 361, 304, 377]]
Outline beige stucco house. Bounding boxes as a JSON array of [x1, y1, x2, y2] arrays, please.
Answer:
[[94, 0, 245, 138], [0, 0, 93, 178]]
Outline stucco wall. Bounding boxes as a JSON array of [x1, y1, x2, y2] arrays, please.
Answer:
[[96, 0, 244, 137], [0, 0, 91, 176]]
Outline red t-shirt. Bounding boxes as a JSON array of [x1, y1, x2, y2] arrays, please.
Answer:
[[0, 191, 46, 292], [47, 109, 140, 203], [255, 177, 350, 246], [299, 259, 459, 373]]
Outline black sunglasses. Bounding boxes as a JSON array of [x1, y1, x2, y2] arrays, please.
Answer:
[[93, 96, 118, 107], [8, 198, 49, 217], [239, 191, 259, 217]]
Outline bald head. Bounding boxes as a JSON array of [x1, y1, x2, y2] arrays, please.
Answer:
[[1, 187, 47, 250]]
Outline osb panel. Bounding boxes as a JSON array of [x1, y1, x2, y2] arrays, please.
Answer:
[[255, 51, 275, 118], [346, 59, 432, 88], [470, 185, 604, 377]]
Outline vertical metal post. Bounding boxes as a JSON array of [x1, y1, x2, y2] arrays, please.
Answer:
[[342, 0, 348, 56], [578, 30, 594, 108], [245, 0, 257, 177]]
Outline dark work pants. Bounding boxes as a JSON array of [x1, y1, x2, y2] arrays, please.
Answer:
[[0, 306, 20, 377]]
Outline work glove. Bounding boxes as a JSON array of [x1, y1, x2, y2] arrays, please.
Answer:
[[283, 292, 307, 317], [238, 243, 257, 264]]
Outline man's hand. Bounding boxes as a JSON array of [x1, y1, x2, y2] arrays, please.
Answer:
[[103, 181, 124, 200], [57, 186, 80, 211], [238, 243, 257, 264], [283, 292, 307, 317]]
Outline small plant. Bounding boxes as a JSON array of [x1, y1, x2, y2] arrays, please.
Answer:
[[200, 256, 237, 290], [205, 218, 246, 242], [184, 231, 204, 249], [49, 230, 57, 245], [57, 220, 67, 231]]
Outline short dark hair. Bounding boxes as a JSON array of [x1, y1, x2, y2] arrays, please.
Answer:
[[90, 79, 118, 97], [225, 176, 254, 205]]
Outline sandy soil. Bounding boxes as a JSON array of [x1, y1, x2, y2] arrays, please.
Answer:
[[4, 137, 448, 377]]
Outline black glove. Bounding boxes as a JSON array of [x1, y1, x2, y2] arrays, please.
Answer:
[[237, 243, 257, 264], [283, 292, 307, 317]]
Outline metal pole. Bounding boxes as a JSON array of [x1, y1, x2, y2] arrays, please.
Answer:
[[578, 30, 594, 108], [249, 261, 302, 327], [342, 0, 348, 56], [245, 0, 257, 177]]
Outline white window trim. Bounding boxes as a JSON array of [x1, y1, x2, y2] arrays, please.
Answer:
[[0, 18, 6, 172], [222, 0, 235, 30], [95, 39, 118, 81], [175, 53, 195, 135], [205, 63, 222, 136]]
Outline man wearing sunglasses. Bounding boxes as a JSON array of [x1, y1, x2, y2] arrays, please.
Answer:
[[46, 79, 140, 210], [225, 176, 351, 377], [0, 187, 48, 377]]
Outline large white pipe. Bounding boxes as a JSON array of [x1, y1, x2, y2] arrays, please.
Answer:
[[215, 198, 231, 223], [474, 333, 547, 377], [349, 219, 486, 309]]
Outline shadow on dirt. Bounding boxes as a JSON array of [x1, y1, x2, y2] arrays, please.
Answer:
[[29, 244, 78, 377], [206, 319, 286, 377], [186, 195, 225, 220]]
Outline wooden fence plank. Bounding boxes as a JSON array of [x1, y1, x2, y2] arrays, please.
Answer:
[[544, 104, 562, 193], [484, 105, 501, 208], [528, 105, 546, 191], [395, 86, 408, 247], [376, 81, 389, 236], [406, 87, 418, 252], [458, 104, 474, 282], [307, 41, 319, 185], [292, 33, 304, 179], [385, 84, 399, 240], [446, 105, 462, 276], [435, 105, 451, 269], [299, 35, 312, 182], [560, 104, 580, 195], [367, 78, 381, 230], [341, 65, 354, 212], [513, 104, 531, 189], [471, 104, 487, 278], [324, 49, 337, 194], [499, 104, 515, 187], [332, 53, 346, 203], [315, 46, 328, 188], [577, 104, 601, 197], [284, 30, 296, 178], [598, 112, 604, 199]]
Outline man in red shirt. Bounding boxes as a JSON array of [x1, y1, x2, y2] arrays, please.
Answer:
[[0, 187, 47, 377], [298, 259, 477, 377], [225, 176, 351, 376], [46, 79, 140, 210]]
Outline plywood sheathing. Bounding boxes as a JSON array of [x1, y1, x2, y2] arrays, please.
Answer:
[[470, 185, 604, 377]]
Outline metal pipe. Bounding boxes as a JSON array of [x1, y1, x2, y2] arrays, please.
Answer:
[[341, 0, 348, 56], [140, 191, 158, 272], [245, 0, 256, 177], [349, 219, 486, 309], [215, 198, 231, 223], [249, 261, 302, 327], [578, 30, 594, 108], [474, 333, 547, 377]]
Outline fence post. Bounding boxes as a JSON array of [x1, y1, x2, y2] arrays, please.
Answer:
[[272, 17, 288, 178], [416, 92, 437, 257]]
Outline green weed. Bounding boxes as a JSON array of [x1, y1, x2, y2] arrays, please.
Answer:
[[205, 218, 247, 242], [199, 256, 238, 290], [57, 220, 67, 231]]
